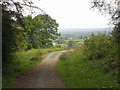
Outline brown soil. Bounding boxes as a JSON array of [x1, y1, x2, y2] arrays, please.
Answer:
[[11, 51, 68, 88]]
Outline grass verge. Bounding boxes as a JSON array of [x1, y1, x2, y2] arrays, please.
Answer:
[[57, 51, 118, 88], [3, 48, 62, 88]]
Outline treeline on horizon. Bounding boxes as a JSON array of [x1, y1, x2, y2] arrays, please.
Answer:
[[58, 27, 114, 41]]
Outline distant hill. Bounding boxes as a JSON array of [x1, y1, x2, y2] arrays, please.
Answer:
[[58, 27, 113, 33], [58, 27, 113, 40]]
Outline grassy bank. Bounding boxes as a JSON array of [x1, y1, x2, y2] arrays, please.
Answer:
[[57, 51, 118, 88], [3, 48, 62, 88], [57, 33, 118, 88]]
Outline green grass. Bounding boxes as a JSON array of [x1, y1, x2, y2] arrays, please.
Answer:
[[3, 48, 62, 88], [57, 52, 118, 88]]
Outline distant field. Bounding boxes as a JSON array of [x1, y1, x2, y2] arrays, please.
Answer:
[[58, 28, 112, 40]]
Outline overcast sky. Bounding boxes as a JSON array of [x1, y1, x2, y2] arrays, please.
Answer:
[[33, 0, 110, 29]]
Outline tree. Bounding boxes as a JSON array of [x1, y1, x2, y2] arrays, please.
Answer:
[[91, 0, 120, 41], [67, 41, 75, 47], [1, 0, 45, 28], [23, 14, 59, 49], [2, 0, 44, 63], [91, 0, 120, 55], [2, 4, 28, 63], [33, 14, 59, 48], [2, 0, 59, 63], [91, 0, 120, 85], [91, 0, 120, 24]]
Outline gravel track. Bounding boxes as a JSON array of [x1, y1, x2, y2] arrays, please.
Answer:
[[11, 51, 67, 88]]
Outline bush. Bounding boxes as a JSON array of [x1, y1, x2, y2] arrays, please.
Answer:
[[80, 33, 118, 73], [57, 33, 118, 88]]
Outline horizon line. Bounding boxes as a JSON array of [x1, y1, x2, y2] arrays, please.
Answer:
[[58, 27, 113, 30]]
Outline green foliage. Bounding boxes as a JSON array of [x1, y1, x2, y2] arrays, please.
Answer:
[[2, 5, 59, 63], [67, 40, 75, 47], [83, 33, 118, 61], [111, 24, 120, 44], [2, 5, 27, 63], [53, 44, 68, 49], [67, 40, 81, 47], [23, 14, 59, 49], [81, 33, 118, 74], [57, 32, 118, 88]]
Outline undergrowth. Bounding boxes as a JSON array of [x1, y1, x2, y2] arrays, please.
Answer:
[[57, 33, 119, 88], [57, 52, 118, 88]]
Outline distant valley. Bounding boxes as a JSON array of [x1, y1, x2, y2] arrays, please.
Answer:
[[58, 28, 113, 40]]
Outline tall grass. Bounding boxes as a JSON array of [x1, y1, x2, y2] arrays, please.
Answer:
[[57, 51, 118, 88]]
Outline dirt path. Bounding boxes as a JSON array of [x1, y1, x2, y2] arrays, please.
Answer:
[[12, 51, 67, 88]]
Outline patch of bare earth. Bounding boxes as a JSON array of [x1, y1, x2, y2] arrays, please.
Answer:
[[11, 51, 68, 88]]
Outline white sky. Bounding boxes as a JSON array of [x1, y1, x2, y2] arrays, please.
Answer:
[[33, 0, 110, 29]]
